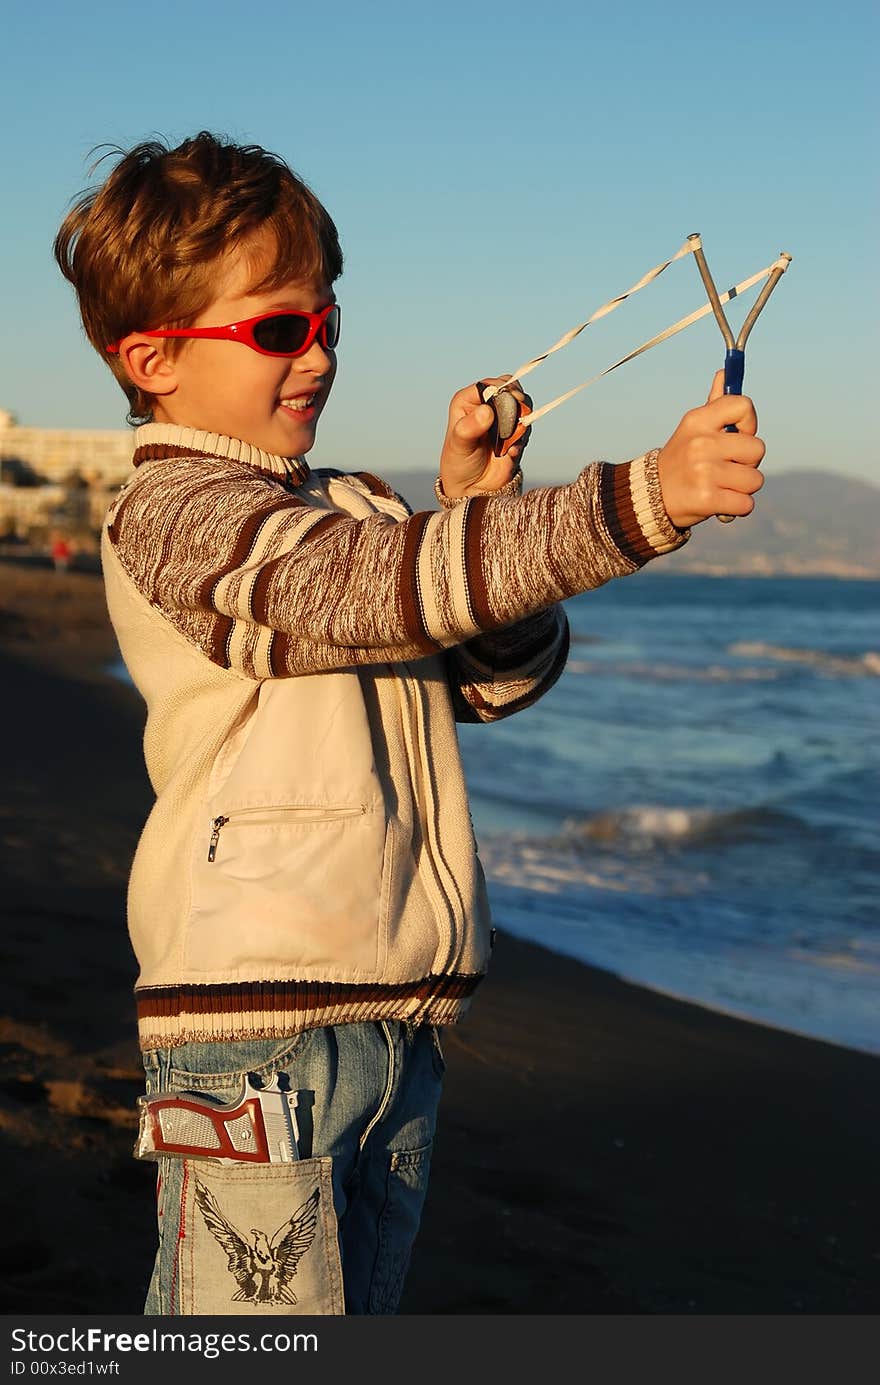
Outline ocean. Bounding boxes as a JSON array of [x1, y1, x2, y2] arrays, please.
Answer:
[[460, 574, 879, 1057]]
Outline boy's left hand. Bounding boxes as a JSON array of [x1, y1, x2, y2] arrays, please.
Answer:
[[439, 377, 531, 500]]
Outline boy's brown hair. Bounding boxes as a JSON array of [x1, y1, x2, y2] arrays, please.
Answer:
[[54, 132, 343, 424]]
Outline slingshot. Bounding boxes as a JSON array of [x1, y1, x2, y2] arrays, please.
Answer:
[[688, 234, 792, 520], [481, 235, 792, 523]]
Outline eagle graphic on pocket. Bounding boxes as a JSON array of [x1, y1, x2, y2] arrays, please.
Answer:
[[194, 1175, 320, 1305]]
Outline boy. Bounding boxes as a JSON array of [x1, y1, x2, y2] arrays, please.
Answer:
[[54, 132, 765, 1316]]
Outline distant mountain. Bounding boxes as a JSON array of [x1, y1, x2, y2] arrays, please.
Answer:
[[381, 467, 880, 578], [661, 470, 880, 578]]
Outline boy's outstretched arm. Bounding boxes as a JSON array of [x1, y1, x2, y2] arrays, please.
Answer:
[[105, 374, 763, 681]]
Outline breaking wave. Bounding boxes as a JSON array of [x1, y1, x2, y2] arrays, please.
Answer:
[[562, 802, 799, 850], [566, 645, 880, 681], [727, 642, 880, 677]]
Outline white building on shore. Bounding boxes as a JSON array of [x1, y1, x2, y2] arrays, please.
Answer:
[[0, 409, 133, 485]]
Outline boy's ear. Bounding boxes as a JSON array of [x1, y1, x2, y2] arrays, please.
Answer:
[[116, 335, 178, 399]]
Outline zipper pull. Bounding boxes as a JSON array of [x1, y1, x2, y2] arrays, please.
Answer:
[[207, 815, 229, 863]]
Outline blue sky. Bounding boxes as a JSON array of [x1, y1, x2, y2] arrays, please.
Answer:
[[1, 0, 877, 485]]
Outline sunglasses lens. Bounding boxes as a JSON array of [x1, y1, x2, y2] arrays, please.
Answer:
[[252, 314, 311, 355], [323, 305, 341, 349], [251, 306, 340, 355]]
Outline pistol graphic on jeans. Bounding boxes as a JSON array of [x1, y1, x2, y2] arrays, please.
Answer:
[[135, 1073, 301, 1164]]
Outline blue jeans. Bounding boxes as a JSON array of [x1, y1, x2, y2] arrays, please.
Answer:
[[141, 1020, 445, 1315]]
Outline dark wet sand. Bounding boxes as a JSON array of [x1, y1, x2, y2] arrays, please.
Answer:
[[1, 560, 877, 1314]]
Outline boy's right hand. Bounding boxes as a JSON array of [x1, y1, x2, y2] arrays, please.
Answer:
[[657, 370, 766, 530], [439, 377, 530, 500]]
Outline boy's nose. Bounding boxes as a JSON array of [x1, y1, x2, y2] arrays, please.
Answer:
[[297, 339, 334, 375]]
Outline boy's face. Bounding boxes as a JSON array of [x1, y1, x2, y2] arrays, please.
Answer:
[[146, 248, 337, 457]]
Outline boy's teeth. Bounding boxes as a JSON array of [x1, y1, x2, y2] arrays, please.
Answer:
[[281, 395, 314, 412]]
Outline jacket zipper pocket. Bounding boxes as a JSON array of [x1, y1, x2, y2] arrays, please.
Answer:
[[207, 805, 367, 863]]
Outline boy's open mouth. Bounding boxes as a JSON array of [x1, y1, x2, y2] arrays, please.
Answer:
[[279, 393, 317, 414]]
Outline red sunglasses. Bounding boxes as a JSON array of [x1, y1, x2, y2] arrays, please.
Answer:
[[106, 303, 340, 358]]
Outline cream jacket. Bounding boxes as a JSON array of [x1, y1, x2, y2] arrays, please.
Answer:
[[101, 425, 686, 1049]]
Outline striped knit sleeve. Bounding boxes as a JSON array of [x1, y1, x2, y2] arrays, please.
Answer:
[[434, 462, 568, 722], [448, 605, 570, 723], [106, 448, 687, 680]]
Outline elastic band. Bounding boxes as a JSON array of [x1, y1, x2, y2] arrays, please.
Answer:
[[520, 261, 779, 427], [481, 238, 699, 403]]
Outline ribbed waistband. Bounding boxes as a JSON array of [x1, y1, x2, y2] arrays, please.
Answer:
[[135, 973, 484, 1051]]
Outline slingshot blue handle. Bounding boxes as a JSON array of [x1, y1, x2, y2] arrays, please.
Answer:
[[724, 348, 745, 395], [716, 347, 747, 521], [723, 348, 745, 434]]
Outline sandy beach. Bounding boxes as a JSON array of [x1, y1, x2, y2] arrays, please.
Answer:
[[0, 558, 877, 1315]]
